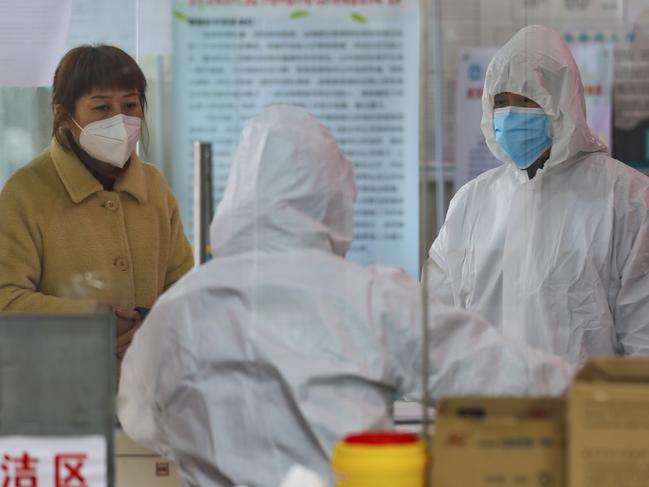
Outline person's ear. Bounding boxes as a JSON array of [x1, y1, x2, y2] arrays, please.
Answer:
[[54, 104, 73, 130]]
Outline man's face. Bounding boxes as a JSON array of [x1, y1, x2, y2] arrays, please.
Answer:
[[493, 92, 541, 109]]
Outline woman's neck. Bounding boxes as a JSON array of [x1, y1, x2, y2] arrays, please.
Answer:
[[64, 130, 116, 191]]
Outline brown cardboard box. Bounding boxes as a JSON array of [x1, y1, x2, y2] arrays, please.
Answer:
[[433, 397, 564, 487], [568, 357, 649, 487]]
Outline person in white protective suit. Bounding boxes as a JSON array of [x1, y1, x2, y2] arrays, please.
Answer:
[[425, 25, 649, 365], [117, 105, 572, 487]]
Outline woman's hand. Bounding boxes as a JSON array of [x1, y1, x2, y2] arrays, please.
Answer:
[[114, 307, 142, 359]]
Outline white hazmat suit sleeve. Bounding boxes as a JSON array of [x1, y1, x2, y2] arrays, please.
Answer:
[[421, 307, 573, 398], [369, 266, 573, 400], [422, 194, 462, 308], [118, 266, 573, 461], [117, 294, 195, 459], [613, 188, 649, 355]]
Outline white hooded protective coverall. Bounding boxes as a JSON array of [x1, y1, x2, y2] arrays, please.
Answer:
[[426, 25, 649, 364], [118, 105, 571, 487]]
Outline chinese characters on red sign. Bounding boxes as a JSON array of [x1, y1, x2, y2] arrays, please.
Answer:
[[1, 453, 88, 487]]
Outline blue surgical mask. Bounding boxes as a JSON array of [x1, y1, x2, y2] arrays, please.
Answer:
[[493, 106, 552, 169]]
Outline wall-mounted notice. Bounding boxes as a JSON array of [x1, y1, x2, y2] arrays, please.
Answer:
[[625, 2, 648, 27], [453, 47, 498, 192], [511, 0, 619, 22], [172, 0, 420, 276], [570, 41, 614, 151], [613, 32, 649, 169], [454, 43, 614, 191]]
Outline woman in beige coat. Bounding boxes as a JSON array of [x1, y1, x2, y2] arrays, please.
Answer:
[[0, 45, 193, 358]]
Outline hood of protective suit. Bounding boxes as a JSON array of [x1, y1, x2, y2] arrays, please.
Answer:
[[210, 105, 357, 257], [481, 25, 606, 175]]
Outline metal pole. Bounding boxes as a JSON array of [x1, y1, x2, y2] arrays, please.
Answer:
[[419, 0, 434, 485], [135, 0, 140, 61], [193, 142, 214, 265], [431, 0, 446, 233], [154, 55, 165, 170], [424, 0, 445, 484]]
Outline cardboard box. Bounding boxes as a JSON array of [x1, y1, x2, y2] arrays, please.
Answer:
[[115, 430, 182, 487], [568, 357, 649, 487], [433, 397, 565, 487]]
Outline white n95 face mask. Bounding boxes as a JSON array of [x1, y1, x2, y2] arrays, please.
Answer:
[[72, 113, 141, 168]]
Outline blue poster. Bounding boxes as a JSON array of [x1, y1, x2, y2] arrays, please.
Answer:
[[172, 0, 420, 276]]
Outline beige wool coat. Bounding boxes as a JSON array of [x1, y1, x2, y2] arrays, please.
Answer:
[[0, 139, 194, 313]]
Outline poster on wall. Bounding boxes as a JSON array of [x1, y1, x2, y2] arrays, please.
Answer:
[[570, 41, 614, 151], [454, 43, 614, 191], [172, 0, 420, 276], [453, 47, 498, 191], [613, 21, 649, 169], [511, 0, 619, 23]]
